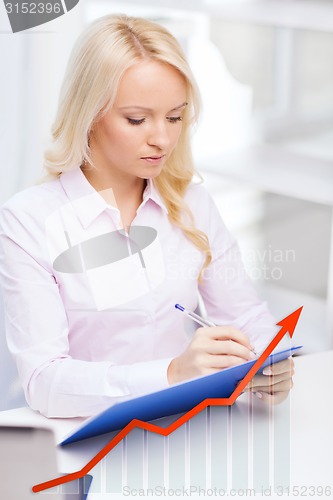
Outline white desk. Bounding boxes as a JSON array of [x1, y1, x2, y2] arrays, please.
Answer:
[[0, 352, 332, 498]]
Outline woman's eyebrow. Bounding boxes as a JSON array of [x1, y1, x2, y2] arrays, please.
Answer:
[[170, 101, 188, 111], [118, 102, 188, 112]]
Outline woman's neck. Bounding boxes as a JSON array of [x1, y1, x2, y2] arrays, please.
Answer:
[[81, 164, 147, 227]]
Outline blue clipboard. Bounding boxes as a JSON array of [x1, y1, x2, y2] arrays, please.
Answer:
[[61, 345, 302, 446]]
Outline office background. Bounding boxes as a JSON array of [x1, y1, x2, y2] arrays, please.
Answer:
[[0, 0, 333, 411]]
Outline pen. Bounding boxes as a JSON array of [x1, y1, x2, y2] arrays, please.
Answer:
[[175, 303, 216, 327], [175, 303, 258, 356]]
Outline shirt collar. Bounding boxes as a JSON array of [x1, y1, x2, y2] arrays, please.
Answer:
[[60, 167, 168, 229], [140, 175, 169, 216]]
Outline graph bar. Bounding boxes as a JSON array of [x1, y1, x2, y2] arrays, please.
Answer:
[[84, 460, 102, 495], [210, 406, 228, 490], [147, 431, 165, 489], [105, 439, 123, 494], [230, 404, 249, 490], [252, 397, 271, 492], [168, 416, 187, 489], [273, 397, 291, 491], [125, 427, 144, 489], [189, 409, 207, 489]]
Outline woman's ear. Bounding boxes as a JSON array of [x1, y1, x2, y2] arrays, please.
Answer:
[[88, 120, 98, 143]]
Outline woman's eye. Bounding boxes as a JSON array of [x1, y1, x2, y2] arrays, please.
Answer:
[[127, 118, 145, 125], [127, 116, 182, 125], [167, 116, 182, 123]]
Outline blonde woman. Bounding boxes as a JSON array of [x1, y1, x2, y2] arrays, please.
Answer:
[[0, 14, 293, 418]]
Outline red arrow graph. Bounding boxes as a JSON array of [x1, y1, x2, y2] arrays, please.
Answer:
[[33, 306, 303, 493]]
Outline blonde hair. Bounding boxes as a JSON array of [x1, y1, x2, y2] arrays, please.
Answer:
[[44, 14, 211, 281]]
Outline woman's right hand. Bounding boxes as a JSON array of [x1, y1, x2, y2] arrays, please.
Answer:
[[167, 326, 256, 385]]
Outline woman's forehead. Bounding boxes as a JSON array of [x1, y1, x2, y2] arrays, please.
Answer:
[[114, 60, 187, 110]]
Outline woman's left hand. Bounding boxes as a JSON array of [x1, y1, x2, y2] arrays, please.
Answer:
[[244, 358, 295, 404]]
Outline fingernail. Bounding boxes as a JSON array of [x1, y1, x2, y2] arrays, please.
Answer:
[[256, 392, 263, 399], [249, 351, 256, 360], [263, 368, 272, 375]]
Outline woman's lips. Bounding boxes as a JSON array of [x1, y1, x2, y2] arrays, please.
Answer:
[[141, 155, 166, 164]]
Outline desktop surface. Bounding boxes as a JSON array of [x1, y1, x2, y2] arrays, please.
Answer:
[[0, 352, 331, 497]]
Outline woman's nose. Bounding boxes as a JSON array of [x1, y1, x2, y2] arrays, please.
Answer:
[[147, 121, 170, 150]]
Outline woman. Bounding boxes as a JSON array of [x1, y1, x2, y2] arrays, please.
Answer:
[[0, 14, 293, 418]]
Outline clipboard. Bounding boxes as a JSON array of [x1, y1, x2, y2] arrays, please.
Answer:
[[61, 345, 302, 446]]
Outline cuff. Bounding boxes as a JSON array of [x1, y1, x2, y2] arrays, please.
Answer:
[[127, 357, 173, 397]]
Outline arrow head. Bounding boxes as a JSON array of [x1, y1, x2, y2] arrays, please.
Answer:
[[276, 306, 303, 338]]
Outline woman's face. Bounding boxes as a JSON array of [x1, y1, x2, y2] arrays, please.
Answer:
[[89, 60, 188, 181]]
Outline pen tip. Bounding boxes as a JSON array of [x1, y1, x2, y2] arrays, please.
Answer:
[[175, 304, 184, 311]]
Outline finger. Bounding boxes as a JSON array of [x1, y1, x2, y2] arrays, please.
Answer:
[[245, 371, 293, 392], [206, 326, 253, 350], [247, 371, 292, 389], [262, 358, 294, 376], [255, 391, 290, 405], [187, 365, 236, 378], [206, 353, 250, 370], [205, 339, 256, 361], [249, 378, 293, 394]]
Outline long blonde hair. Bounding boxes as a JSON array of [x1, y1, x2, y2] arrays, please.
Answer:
[[44, 14, 211, 281]]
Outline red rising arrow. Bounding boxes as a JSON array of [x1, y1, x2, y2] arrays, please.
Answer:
[[32, 306, 303, 494]]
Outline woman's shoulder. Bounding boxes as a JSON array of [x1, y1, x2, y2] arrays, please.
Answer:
[[184, 180, 216, 211], [1, 178, 64, 217], [183, 179, 230, 237]]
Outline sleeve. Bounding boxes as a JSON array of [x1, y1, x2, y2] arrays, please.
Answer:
[[0, 204, 171, 418], [197, 188, 279, 353]]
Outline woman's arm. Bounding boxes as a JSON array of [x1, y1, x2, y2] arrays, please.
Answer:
[[189, 185, 294, 403], [0, 203, 172, 418]]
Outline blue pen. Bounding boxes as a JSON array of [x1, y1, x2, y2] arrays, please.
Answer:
[[175, 303, 216, 328], [175, 303, 258, 356]]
